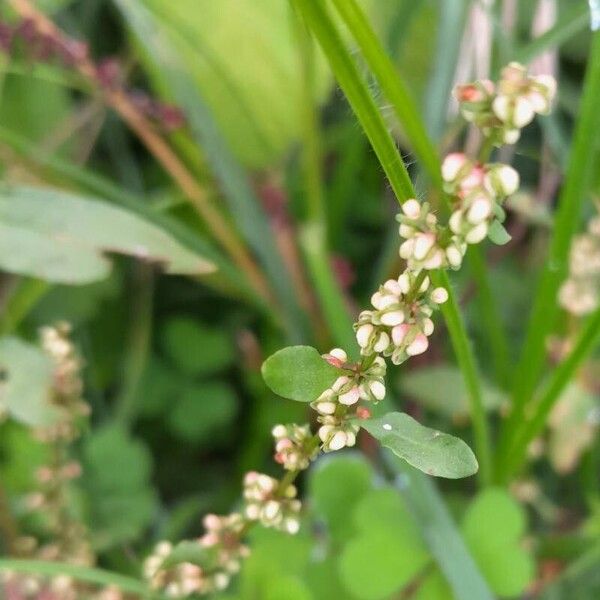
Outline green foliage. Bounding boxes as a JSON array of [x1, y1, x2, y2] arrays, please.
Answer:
[[0, 336, 58, 426], [167, 381, 238, 444], [81, 426, 157, 550], [261, 346, 340, 402], [401, 365, 505, 420], [0, 186, 215, 284], [461, 488, 534, 597], [161, 316, 235, 377], [361, 412, 479, 479], [487, 221, 512, 245]]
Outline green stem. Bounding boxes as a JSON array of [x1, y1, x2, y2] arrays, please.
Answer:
[[499, 31, 600, 465], [330, 0, 442, 188], [0, 278, 49, 336], [0, 559, 159, 598], [498, 306, 600, 482], [431, 270, 492, 486], [113, 265, 153, 428]]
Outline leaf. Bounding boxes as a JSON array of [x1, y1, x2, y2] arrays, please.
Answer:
[[338, 528, 428, 600], [161, 316, 235, 376], [487, 220, 512, 245], [461, 488, 534, 597], [261, 346, 340, 402], [308, 455, 373, 540], [160, 541, 216, 570], [168, 381, 238, 444], [337, 488, 431, 600], [0, 336, 58, 426], [401, 365, 506, 419], [82, 426, 157, 550], [361, 412, 478, 479], [0, 185, 215, 284]]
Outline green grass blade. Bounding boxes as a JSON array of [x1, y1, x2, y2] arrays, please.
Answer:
[[291, 0, 414, 203], [500, 32, 600, 461], [330, 0, 443, 187], [389, 457, 495, 600], [500, 306, 600, 481], [0, 278, 49, 335], [515, 3, 590, 65], [424, 0, 470, 140], [0, 559, 157, 598], [114, 0, 307, 342]]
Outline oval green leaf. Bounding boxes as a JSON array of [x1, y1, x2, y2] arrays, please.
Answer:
[[261, 346, 339, 402], [360, 412, 478, 479]]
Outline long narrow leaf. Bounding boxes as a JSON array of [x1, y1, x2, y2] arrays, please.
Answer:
[[501, 32, 600, 460]]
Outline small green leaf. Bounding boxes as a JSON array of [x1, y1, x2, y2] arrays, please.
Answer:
[[360, 412, 478, 479], [0, 336, 58, 426], [487, 220, 512, 245], [161, 541, 217, 570], [261, 346, 339, 402], [461, 488, 534, 597]]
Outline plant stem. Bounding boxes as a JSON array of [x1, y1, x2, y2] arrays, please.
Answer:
[[113, 265, 153, 428], [0, 483, 20, 555], [0, 277, 49, 335], [431, 270, 492, 486], [498, 306, 600, 482]]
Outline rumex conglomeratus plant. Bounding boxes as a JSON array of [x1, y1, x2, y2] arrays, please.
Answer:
[[143, 63, 556, 599]]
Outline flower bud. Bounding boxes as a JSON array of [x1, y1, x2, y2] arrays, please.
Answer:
[[430, 287, 449, 304], [402, 198, 421, 219]]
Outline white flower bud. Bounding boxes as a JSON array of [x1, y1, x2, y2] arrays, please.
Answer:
[[329, 348, 347, 362], [284, 518, 300, 534], [431, 287, 449, 304], [391, 324, 410, 346], [465, 222, 489, 244], [356, 324, 373, 348], [332, 376, 350, 392], [512, 96, 535, 128], [397, 272, 411, 294], [373, 331, 390, 353], [492, 94, 511, 122], [423, 249, 444, 269], [449, 210, 463, 234], [380, 311, 405, 326], [369, 380, 386, 401], [495, 165, 520, 195], [467, 196, 493, 224], [442, 153, 467, 182], [402, 199, 421, 219], [383, 279, 403, 296], [399, 239, 415, 259], [406, 333, 429, 356], [263, 500, 281, 521], [345, 431, 357, 447], [399, 223, 415, 239], [371, 292, 397, 311], [422, 318, 435, 336], [328, 430, 348, 451], [446, 245, 463, 268], [271, 425, 287, 438], [503, 129, 520, 144], [339, 387, 360, 406], [413, 233, 436, 261]]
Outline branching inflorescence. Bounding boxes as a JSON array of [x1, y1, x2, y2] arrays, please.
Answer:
[[144, 63, 555, 598]]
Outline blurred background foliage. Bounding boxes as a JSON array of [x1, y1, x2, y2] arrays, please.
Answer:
[[0, 0, 599, 598]]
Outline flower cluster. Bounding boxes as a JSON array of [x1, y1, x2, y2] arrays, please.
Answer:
[[455, 62, 556, 145], [144, 514, 249, 598], [559, 207, 600, 315], [272, 423, 319, 470], [354, 271, 448, 365], [243, 472, 301, 534]]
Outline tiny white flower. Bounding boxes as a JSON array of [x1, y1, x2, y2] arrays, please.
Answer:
[[329, 348, 347, 362], [503, 129, 520, 144], [512, 96, 535, 127], [402, 198, 421, 219], [339, 387, 360, 406], [371, 292, 397, 311], [373, 331, 390, 353], [383, 278, 403, 296], [413, 233, 436, 261], [406, 333, 429, 356], [496, 164, 520, 195], [446, 245, 463, 268], [397, 272, 411, 294], [380, 310, 405, 326], [271, 424, 287, 438], [328, 430, 348, 451], [369, 380, 386, 401], [422, 318, 435, 336], [391, 324, 410, 346], [465, 222, 489, 244], [423, 249, 444, 269], [356, 324, 374, 348], [399, 238, 415, 259], [449, 210, 463, 234], [442, 153, 467, 182], [430, 287, 449, 304], [332, 376, 350, 392], [467, 195, 493, 224], [492, 94, 511, 122]]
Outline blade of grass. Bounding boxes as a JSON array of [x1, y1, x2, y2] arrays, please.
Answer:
[[0, 277, 49, 335], [0, 559, 159, 598], [424, 0, 470, 140], [388, 456, 495, 600], [499, 32, 600, 469], [294, 0, 492, 484], [500, 306, 600, 481], [114, 0, 308, 343], [330, 0, 443, 188]]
